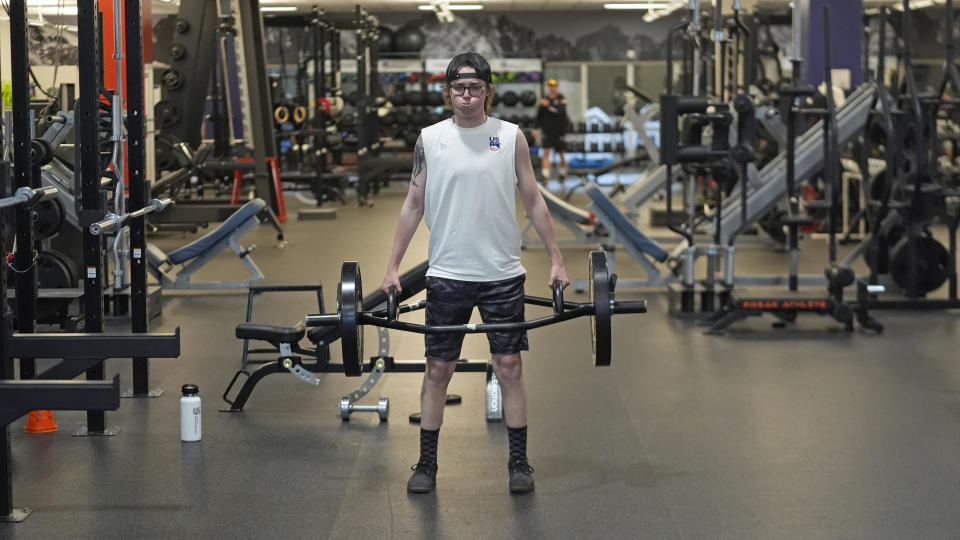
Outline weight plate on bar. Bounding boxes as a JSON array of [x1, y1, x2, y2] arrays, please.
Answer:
[[340, 262, 364, 376], [589, 251, 611, 367], [34, 198, 64, 240]]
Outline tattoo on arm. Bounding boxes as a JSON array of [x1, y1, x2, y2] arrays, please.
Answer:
[[411, 141, 425, 187]]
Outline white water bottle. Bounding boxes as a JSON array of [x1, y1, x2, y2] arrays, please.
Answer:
[[485, 371, 503, 422], [180, 384, 201, 442]]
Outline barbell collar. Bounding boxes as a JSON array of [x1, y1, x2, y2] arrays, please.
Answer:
[[306, 313, 341, 327], [90, 214, 121, 236], [611, 300, 647, 314]]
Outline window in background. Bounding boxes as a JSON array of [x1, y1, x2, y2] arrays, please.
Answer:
[[632, 62, 668, 103], [587, 64, 627, 116]]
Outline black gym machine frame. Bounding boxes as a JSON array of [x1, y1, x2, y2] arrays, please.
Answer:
[[701, 5, 882, 334], [1, 0, 181, 522], [263, 8, 352, 207], [851, 0, 960, 311], [659, 0, 756, 314], [152, 0, 286, 225]]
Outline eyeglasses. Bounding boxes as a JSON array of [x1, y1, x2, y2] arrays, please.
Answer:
[[450, 84, 485, 97]]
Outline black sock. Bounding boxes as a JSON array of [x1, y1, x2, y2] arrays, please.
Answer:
[[419, 428, 440, 464], [507, 425, 527, 462]]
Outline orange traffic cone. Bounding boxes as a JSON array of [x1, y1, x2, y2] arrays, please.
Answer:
[[24, 410, 58, 433]]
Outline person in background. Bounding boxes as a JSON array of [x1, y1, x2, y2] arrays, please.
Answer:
[[536, 78, 569, 180]]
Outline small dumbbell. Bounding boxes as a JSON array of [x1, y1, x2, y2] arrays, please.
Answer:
[[338, 396, 389, 421]]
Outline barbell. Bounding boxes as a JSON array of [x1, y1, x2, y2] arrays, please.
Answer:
[[305, 251, 646, 377]]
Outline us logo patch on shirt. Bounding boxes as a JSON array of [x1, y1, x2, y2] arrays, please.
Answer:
[[489, 136, 500, 151]]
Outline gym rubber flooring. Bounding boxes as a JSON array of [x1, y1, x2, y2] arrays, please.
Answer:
[[4, 181, 960, 539]]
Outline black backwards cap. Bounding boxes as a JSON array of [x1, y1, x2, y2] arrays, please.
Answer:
[[445, 52, 492, 84]]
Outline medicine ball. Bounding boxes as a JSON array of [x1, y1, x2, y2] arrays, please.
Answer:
[[406, 90, 424, 106], [393, 111, 409, 126], [390, 93, 406, 107], [409, 110, 427, 127], [427, 91, 443, 106], [519, 90, 537, 107], [377, 26, 394, 53], [501, 91, 519, 107], [393, 25, 425, 53], [492, 92, 501, 106]]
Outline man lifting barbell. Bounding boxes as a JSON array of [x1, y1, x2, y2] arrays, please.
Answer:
[[379, 52, 570, 494]]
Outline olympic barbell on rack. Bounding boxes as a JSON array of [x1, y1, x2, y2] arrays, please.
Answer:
[[0, 186, 59, 210], [305, 251, 646, 377], [90, 198, 174, 236]]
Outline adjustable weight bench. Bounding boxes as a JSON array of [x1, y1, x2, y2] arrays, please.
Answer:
[[574, 183, 674, 290], [522, 184, 606, 247], [147, 198, 267, 290]]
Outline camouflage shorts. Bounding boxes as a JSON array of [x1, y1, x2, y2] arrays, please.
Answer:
[[424, 274, 529, 361]]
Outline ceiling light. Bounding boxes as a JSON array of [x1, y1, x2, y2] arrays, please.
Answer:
[[892, 0, 944, 9], [603, 3, 670, 9], [641, 0, 687, 21], [261, 6, 298, 11], [418, 4, 484, 9]]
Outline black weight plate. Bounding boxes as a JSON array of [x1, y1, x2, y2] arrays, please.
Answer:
[[34, 198, 64, 240], [43, 249, 79, 287], [340, 262, 364, 376], [589, 251, 611, 367], [406, 91, 424, 106], [445, 394, 462, 405], [34, 250, 78, 322], [409, 412, 421, 424], [890, 236, 950, 294]]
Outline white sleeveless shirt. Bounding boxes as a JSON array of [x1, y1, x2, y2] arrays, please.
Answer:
[[420, 117, 525, 281]]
